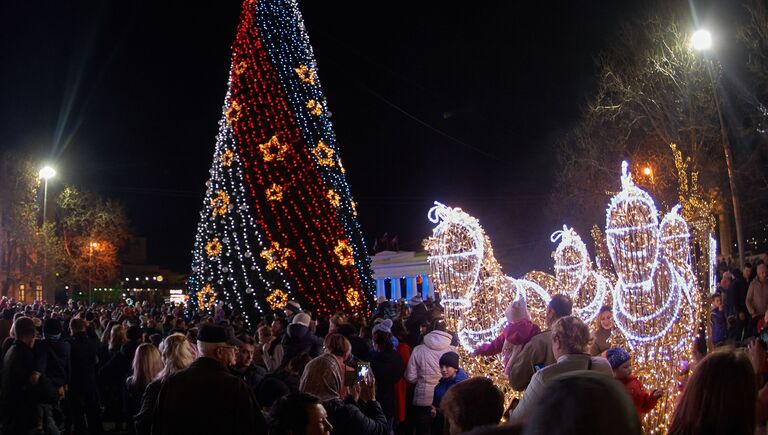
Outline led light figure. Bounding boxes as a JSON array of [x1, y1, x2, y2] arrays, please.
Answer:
[[605, 162, 697, 433], [709, 234, 717, 294]]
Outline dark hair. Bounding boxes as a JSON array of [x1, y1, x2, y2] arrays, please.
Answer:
[[69, 318, 87, 334], [258, 377, 290, 408], [744, 262, 753, 269], [14, 317, 36, 340], [272, 317, 288, 330], [390, 319, 407, 339], [43, 318, 63, 336], [441, 377, 504, 433], [669, 349, 756, 435], [238, 334, 256, 346], [598, 305, 611, 315], [548, 294, 573, 318], [126, 325, 142, 341], [373, 330, 394, 351], [270, 393, 323, 435], [524, 371, 641, 435], [288, 353, 313, 377]]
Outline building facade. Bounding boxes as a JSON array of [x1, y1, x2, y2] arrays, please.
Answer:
[[370, 250, 434, 301]]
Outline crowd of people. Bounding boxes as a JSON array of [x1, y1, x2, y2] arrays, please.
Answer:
[[0, 258, 766, 434]]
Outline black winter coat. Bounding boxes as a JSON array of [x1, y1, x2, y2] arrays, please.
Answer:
[[151, 357, 267, 435], [67, 332, 100, 392], [370, 349, 405, 418], [280, 324, 322, 366], [323, 397, 389, 435]]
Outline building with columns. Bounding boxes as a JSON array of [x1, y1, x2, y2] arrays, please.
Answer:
[[370, 250, 434, 301]]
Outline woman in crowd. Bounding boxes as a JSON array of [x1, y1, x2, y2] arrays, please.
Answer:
[[405, 322, 455, 435], [589, 305, 613, 356], [669, 348, 756, 435], [134, 333, 195, 435], [510, 316, 612, 423], [370, 319, 405, 433], [125, 343, 163, 434]]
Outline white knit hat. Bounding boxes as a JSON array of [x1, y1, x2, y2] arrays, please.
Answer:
[[505, 297, 530, 323]]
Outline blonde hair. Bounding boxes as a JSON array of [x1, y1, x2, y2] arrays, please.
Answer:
[[323, 333, 351, 358], [158, 333, 195, 381], [329, 313, 348, 329], [129, 343, 163, 390], [109, 325, 127, 352], [552, 316, 591, 354]]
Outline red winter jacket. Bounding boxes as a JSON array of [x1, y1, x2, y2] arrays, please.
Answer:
[[619, 376, 660, 416]]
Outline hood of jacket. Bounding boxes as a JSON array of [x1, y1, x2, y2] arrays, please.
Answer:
[[286, 323, 309, 340], [422, 330, 453, 351]]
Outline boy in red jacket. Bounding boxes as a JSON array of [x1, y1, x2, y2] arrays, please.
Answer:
[[607, 348, 664, 417]]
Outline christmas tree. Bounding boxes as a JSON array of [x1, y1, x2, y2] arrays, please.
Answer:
[[188, 0, 374, 324]]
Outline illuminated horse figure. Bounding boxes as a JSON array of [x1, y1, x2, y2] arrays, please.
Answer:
[[423, 202, 551, 381], [525, 226, 612, 323], [606, 162, 698, 433]]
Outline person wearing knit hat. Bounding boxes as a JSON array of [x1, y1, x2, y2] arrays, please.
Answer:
[[291, 312, 311, 328], [372, 318, 393, 336], [431, 351, 468, 433], [284, 300, 301, 323], [607, 347, 664, 417], [474, 297, 540, 374]]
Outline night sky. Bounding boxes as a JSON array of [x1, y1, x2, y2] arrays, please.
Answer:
[[2, 1, 712, 276]]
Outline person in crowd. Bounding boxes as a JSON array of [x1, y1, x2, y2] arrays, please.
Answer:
[[589, 305, 614, 356], [439, 376, 504, 435], [337, 322, 372, 361], [328, 313, 348, 335], [108, 324, 127, 357], [0, 308, 16, 347], [0, 317, 39, 433], [255, 324, 272, 370], [474, 297, 540, 376], [284, 301, 302, 324], [606, 348, 663, 418], [125, 343, 163, 435], [431, 351, 468, 435], [258, 377, 291, 422], [369, 319, 405, 433], [100, 325, 143, 432], [231, 334, 267, 391], [747, 264, 768, 337], [717, 272, 737, 334], [669, 349, 756, 435], [389, 319, 411, 428], [67, 317, 103, 435], [710, 293, 727, 346], [744, 262, 755, 284], [270, 393, 333, 435], [264, 321, 286, 372], [522, 371, 642, 435], [405, 295, 429, 349], [32, 317, 71, 435], [300, 333, 388, 435], [134, 333, 195, 435], [731, 266, 752, 339], [509, 316, 612, 423], [281, 313, 323, 367], [507, 294, 573, 390], [405, 321, 455, 435], [152, 324, 266, 434], [372, 296, 398, 323]]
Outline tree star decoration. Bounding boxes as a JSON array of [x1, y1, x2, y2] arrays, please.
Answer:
[[234, 61, 248, 76], [266, 289, 289, 310], [327, 189, 340, 207], [294, 64, 316, 84], [606, 161, 696, 434], [265, 184, 284, 201], [306, 99, 323, 116], [225, 100, 242, 124], [210, 190, 230, 217], [220, 149, 235, 167], [423, 202, 551, 389], [346, 288, 361, 307], [205, 238, 222, 258], [334, 240, 355, 266], [197, 283, 216, 312], [312, 141, 335, 167], [260, 242, 294, 271], [259, 135, 289, 162]]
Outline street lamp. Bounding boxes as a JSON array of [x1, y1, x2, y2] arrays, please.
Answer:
[[691, 29, 746, 267], [89, 241, 100, 304], [39, 165, 56, 303]]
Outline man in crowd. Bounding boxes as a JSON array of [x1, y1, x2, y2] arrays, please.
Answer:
[[231, 334, 266, 391], [270, 393, 333, 435], [284, 301, 302, 324], [152, 323, 266, 434], [507, 294, 573, 390], [67, 317, 103, 435], [747, 264, 768, 337], [0, 317, 39, 433]]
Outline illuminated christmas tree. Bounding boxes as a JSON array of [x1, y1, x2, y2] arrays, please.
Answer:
[[188, 0, 374, 324]]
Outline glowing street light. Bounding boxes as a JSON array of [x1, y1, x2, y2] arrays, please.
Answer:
[[691, 29, 713, 51], [643, 166, 653, 176], [39, 166, 56, 180]]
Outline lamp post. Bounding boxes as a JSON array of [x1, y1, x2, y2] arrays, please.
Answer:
[[89, 241, 99, 304], [691, 29, 746, 267], [39, 165, 56, 302]]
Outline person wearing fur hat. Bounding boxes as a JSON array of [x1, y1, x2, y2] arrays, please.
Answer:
[[283, 300, 302, 324], [370, 318, 405, 431], [474, 297, 540, 376], [430, 351, 468, 434], [607, 347, 664, 417]]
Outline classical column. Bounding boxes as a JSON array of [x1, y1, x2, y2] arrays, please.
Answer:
[[423, 275, 432, 299], [394, 278, 402, 300], [405, 277, 413, 300]]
